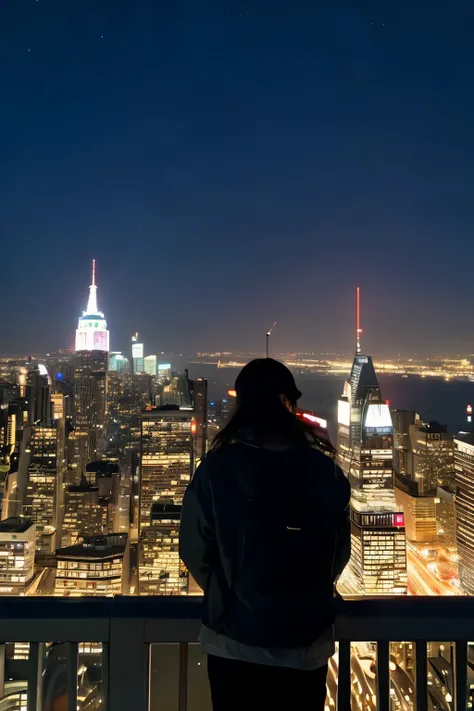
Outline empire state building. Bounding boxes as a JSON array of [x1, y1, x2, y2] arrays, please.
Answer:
[[75, 260, 110, 352]]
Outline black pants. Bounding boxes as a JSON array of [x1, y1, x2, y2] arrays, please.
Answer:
[[207, 654, 328, 711]]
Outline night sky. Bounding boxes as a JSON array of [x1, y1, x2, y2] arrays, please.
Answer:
[[2, 0, 474, 357]]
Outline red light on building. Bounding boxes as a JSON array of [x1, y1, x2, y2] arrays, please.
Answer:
[[394, 513, 405, 527], [386, 399, 390, 407], [467, 404, 472, 415], [191, 420, 197, 436]]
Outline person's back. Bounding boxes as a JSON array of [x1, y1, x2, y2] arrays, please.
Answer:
[[180, 359, 350, 711]]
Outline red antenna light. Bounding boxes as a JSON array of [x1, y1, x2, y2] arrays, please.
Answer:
[[356, 286, 362, 354]]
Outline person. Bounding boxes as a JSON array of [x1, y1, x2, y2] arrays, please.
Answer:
[[180, 358, 351, 711]]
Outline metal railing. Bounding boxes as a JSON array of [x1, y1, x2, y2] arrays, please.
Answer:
[[0, 596, 472, 711]]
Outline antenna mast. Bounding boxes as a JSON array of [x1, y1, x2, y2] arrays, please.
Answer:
[[266, 321, 277, 358], [356, 286, 362, 355]]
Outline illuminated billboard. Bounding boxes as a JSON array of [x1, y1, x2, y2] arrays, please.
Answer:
[[301, 412, 328, 429], [337, 399, 350, 427], [364, 403, 392, 430]]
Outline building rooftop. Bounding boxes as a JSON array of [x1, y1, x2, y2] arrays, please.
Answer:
[[57, 534, 127, 560], [0, 517, 34, 533], [455, 431, 474, 445], [419, 421, 448, 434], [86, 460, 119, 474]]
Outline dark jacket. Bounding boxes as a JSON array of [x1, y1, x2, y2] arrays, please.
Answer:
[[180, 434, 351, 649]]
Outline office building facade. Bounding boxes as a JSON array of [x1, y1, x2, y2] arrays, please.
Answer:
[[55, 533, 128, 596], [26, 367, 51, 424], [337, 341, 407, 595], [394, 487, 437, 543], [109, 352, 129, 374], [410, 422, 455, 495], [73, 350, 108, 461], [0, 518, 35, 595], [61, 483, 108, 547], [23, 422, 65, 553], [190, 377, 208, 463], [139, 406, 195, 594], [391, 409, 418, 479], [144, 355, 157, 376], [132, 334, 144, 374], [454, 432, 474, 594]]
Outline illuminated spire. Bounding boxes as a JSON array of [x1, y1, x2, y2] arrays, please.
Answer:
[[86, 259, 99, 315], [356, 286, 362, 355], [76, 259, 109, 352]]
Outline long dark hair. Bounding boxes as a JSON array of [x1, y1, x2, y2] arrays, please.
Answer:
[[211, 359, 335, 457]]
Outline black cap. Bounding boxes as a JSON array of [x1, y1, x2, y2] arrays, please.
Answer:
[[235, 358, 302, 403]]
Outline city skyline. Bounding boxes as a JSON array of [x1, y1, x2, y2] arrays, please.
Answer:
[[2, 1, 474, 356], [2, 257, 474, 359], [2, 2, 474, 707]]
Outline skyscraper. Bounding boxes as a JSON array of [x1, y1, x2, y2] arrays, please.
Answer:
[[337, 288, 407, 595], [132, 334, 144, 374], [139, 405, 195, 594], [24, 421, 65, 553], [190, 377, 208, 463], [109, 352, 129, 373], [0, 518, 36, 595], [75, 260, 110, 352], [73, 350, 108, 461], [61, 481, 107, 547], [392, 411, 451, 544], [157, 363, 172, 382], [26, 366, 51, 424], [66, 431, 89, 485], [410, 422, 455, 494], [144, 355, 157, 376], [454, 431, 474, 594], [391, 409, 418, 479]]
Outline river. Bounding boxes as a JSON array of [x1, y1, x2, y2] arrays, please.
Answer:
[[183, 362, 474, 436]]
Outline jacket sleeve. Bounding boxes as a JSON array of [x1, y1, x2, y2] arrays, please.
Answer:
[[180, 457, 217, 592], [333, 464, 351, 581]]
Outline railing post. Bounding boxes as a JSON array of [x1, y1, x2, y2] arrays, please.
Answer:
[[108, 618, 149, 711], [27, 642, 44, 711], [67, 642, 78, 711], [102, 643, 109, 711], [178, 643, 188, 711], [454, 640, 467, 711], [415, 641, 428, 711], [376, 640, 389, 711], [337, 640, 351, 711], [0, 643, 5, 699]]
